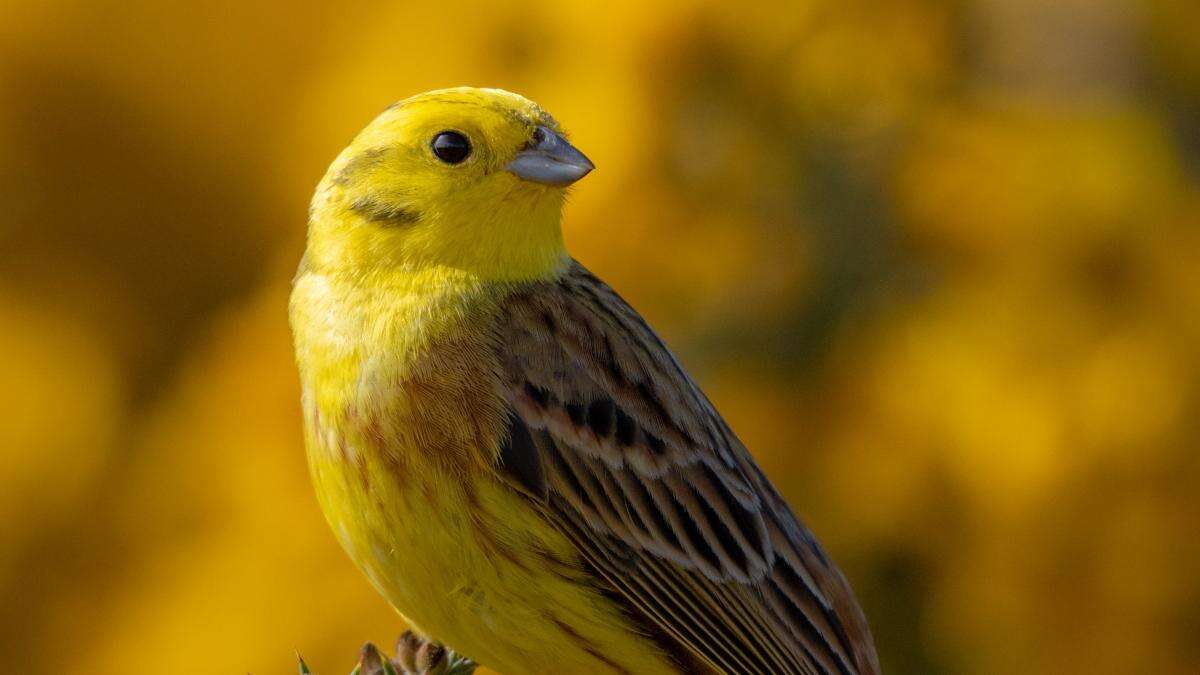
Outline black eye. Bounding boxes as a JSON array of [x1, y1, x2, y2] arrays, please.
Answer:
[[431, 131, 471, 164]]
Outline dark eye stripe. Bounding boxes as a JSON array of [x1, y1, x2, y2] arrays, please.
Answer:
[[349, 196, 420, 226]]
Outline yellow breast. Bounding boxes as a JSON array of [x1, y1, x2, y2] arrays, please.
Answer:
[[289, 267, 678, 675]]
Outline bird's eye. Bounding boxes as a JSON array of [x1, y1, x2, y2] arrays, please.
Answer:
[[431, 131, 471, 164]]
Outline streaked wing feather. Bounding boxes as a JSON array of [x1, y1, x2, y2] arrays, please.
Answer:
[[495, 261, 879, 675]]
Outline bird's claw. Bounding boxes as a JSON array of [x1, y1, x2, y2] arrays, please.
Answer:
[[352, 631, 474, 675]]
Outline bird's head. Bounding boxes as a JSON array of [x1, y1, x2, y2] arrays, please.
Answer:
[[305, 87, 593, 282]]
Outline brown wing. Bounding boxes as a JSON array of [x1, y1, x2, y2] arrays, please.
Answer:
[[492, 261, 880, 675]]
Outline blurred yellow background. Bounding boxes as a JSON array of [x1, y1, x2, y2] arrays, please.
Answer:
[[2, 0, 1198, 673]]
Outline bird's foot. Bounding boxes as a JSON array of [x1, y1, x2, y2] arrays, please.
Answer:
[[352, 631, 476, 675]]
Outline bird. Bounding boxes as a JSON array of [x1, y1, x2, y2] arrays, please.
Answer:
[[290, 86, 880, 675]]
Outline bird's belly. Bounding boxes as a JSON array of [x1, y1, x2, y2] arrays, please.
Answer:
[[304, 416, 678, 675], [307, 443, 471, 624]]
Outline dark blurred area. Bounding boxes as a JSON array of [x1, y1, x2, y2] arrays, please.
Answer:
[[1, 1, 1197, 673]]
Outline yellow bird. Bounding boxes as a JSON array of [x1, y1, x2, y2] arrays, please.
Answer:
[[290, 87, 879, 675]]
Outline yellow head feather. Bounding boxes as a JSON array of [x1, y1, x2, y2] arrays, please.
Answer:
[[306, 87, 575, 282]]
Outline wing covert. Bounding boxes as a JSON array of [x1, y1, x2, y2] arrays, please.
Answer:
[[494, 261, 879, 675]]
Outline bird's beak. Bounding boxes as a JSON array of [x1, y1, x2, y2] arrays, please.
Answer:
[[506, 126, 594, 187]]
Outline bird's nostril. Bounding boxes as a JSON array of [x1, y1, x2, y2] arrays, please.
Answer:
[[531, 127, 546, 146]]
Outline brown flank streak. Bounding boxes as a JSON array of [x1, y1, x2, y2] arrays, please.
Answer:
[[528, 541, 584, 583], [544, 611, 634, 675], [462, 487, 532, 575]]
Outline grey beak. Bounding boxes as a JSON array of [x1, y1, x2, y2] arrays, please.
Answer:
[[506, 126, 594, 186]]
